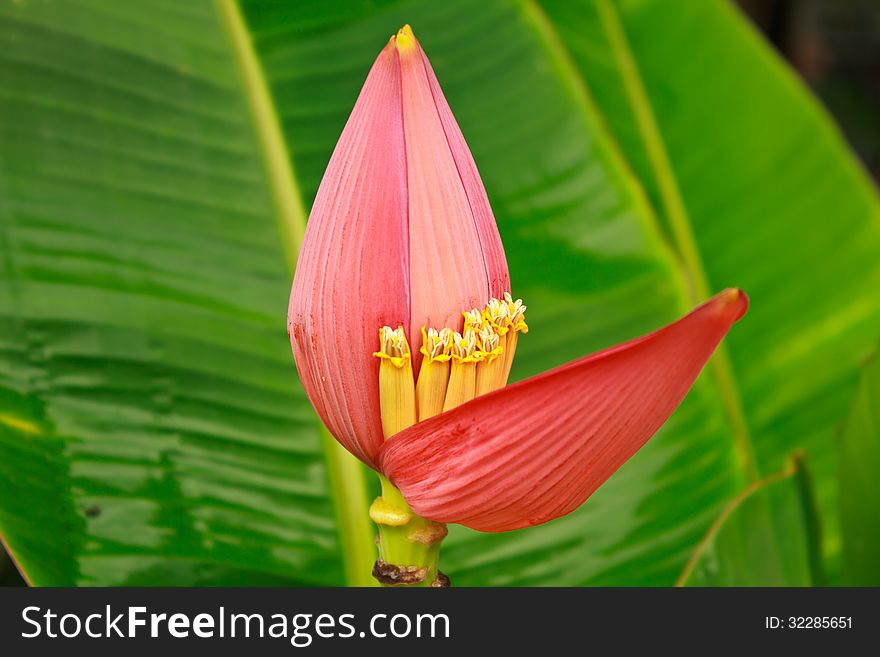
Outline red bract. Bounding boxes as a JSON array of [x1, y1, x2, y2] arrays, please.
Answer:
[[288, 25, 748, 532]]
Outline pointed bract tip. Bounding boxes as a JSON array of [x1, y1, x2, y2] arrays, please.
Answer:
[[395, 24, 417, 53], [717, 287, 749, 322]]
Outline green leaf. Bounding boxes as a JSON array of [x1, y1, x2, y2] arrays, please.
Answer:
[[541, 0, 880, 567], [2, 0, 879, 586], [839, 351, 880, 585], [677, 458, 821, 586], [0, 0, 374, 586]]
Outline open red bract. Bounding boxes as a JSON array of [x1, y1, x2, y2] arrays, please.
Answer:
[[378, 290, 748, 531]]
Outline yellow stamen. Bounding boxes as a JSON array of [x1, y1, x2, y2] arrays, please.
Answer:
[[373, 326, 416, 438], [462, 308, 484, 333], [501, 294, 528, 384], [443, 329, 481, 411], [504, 292, 529, 334], [475, 325, 506, 396], [483, 297, 510, 336], [416, 327, 452, 420]]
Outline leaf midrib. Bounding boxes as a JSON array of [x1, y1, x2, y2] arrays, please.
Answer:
[[214, 0, 375, 587], [674, 460, 799, 586], [523, 0, 759, 482]]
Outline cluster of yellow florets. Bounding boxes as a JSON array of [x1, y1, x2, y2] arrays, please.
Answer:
[[373, 294, 527, 426]]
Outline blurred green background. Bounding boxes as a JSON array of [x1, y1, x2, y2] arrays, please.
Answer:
[[1, 0, 879, 587]]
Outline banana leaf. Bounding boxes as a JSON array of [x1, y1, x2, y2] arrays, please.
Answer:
[[1, 0, 878, 585]]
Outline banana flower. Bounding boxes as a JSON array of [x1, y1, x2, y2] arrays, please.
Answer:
[[288, 26, 747, 583]]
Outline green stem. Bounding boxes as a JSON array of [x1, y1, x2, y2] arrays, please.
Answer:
[[320, 428, 378, 587], [370, 474, 448, 587], [215, 0, 377, 586]]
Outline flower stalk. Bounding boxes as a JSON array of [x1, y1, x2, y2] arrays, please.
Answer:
[[370, 475, 447, 587]]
